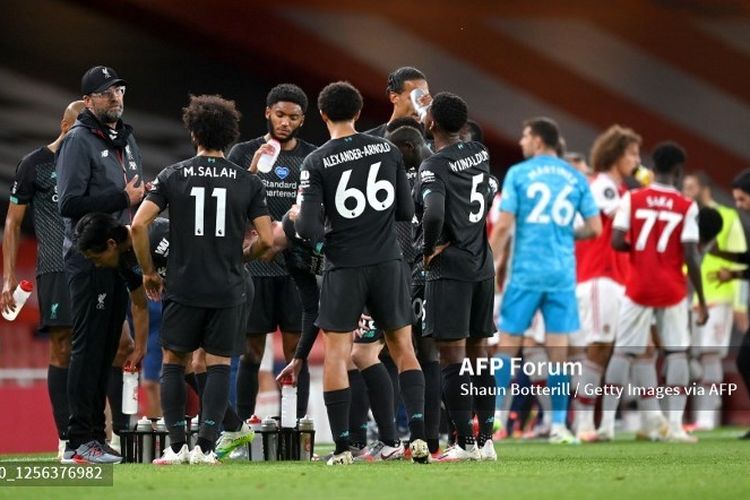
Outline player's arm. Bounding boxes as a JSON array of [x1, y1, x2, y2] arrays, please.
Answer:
[[124, 285, 148, 370], [611, 190, 631, 252], [683, 202, 708, 326], [421, 189, 445, 268], [1, 203, 27, 314], [490, 211, 514, 291], [295, 159, 325, 242], [244, 215, 274, 261], [394, 157, 415, 222], [131, 199, 163, 301], [574, 215, 602, 240]]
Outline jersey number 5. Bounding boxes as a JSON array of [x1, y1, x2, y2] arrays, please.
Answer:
[[190, 186, 227, 237], [335, 162, 395, 219]]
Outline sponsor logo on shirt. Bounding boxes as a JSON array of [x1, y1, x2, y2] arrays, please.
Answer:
[[275, 165, 290, 180]]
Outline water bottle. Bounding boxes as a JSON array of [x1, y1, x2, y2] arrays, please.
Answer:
[[136, 416, 154, 463], [280, 376, 297, 429], [256, 139, 281, 174], [248, 415, 264, 461], [261, 417, 278, 461], [2, 280, 33, 321], [410, 88, 431, 122], [298, 415, 315, 461], [122, 369, 139, 415], [155, 417, 170, 450]]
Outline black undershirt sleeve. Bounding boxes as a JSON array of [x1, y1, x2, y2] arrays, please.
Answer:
[[422, 191, 445, 257]]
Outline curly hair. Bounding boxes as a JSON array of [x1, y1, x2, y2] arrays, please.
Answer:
[[431, 92, 468, 134], [317, 81, 363, 122], [589, 125, 642, 172], [266, 83, 308, 113], [182, 94, 241, 151], [652, 141, 686, 174]]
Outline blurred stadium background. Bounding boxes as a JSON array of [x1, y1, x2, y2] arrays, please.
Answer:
[[2, 0, 750, 453]]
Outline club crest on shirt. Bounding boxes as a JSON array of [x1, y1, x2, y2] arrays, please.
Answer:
[[275, 165, 290, 180]]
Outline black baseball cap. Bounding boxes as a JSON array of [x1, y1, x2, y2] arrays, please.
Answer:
[[81, 65, 127, 95]]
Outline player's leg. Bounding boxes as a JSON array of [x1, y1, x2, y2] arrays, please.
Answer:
[[598, 296, 652, 440], [657, 299, 697, 442], [522, 334, 552, 438], [692, 303, 732, 430], [413, 282, 442, 456], [106, 321, 135, 452]]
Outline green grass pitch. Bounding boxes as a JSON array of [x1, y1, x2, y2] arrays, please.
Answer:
[[2, 429, 749, 500]]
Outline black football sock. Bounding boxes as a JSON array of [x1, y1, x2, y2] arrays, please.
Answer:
[[161, 364, 187, 446], [399, 369, 426, 441], [347, 369, 369, 448], [296, 361, 310, 418], [324, 388, 352, 454], [236, 358, 260, 420], [472, 371, 496, 446], [222, 405, 244, 433], [48, 365, 69, 440], [198, 365, 231, 450], [420, 360, 441, 450], [361, 363, 397, 445], [195, 372, 207, 397], [442, 363, 474, 448], [107, 366, 128, 436], [381, 354, 401, 414]]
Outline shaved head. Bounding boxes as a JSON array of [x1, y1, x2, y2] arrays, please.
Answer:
[[61, 100, 85, 133]]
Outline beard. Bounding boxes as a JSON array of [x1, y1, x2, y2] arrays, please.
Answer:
[[267, 118, 299, 144], [94, 104, 123, 124]]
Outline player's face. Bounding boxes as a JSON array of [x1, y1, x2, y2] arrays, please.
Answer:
[[519, 126, 537, 158], [265, 101, 304, 143], [732, 188, 750, 212], [615, 142, 640, 177], [682, 176, 701, 201], [82, 240, 120, 268], [85, 86, 125, 124], [391, 79, 429, 119]]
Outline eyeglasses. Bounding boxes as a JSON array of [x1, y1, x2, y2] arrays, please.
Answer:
[[89, 86, 126, 99]]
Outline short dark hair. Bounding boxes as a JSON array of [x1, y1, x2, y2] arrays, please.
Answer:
[[317, 81, 363, 122], [266, 83, 308, 113], [463, 119, 484, 143], [386, 116, 423, 135], [182, 94, 241, 151], [684, 170, 712, 189], [387, 125, 425, 147], [698, 206, 723, 244], [652, 142, 686, 174], [74, 213, 128, 253], [731, 169, 750, 195], [431, 92, 468, 134], [386, 66, 426, 94], [523, 117, 560, 149]]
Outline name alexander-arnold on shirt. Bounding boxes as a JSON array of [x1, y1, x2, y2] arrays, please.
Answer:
[[448, 150, 489, 172], [322, 142, 392, 168]]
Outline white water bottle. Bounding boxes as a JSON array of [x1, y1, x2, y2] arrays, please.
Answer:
[[256, 139, 281, 173], [410, 88, 431, 122], [122, 369, 139, 415], [136, 416, 154, 464], [2, 280, 33, 321], [280, 376, 297, 428]]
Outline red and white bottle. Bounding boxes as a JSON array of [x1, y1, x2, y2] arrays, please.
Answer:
[[2, 280, 33, 321]]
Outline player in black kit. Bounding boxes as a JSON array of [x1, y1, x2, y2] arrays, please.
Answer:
[[365, 67, 430, 138], [295, 81, 429, 465], [131, 95, 273, 465], [414, 93, 497, 462], [227, 83, 316, 421]]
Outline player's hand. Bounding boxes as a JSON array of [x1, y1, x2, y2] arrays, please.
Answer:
[[123, 347, 144, 372], [125, 175, 145, 206], [707, 268, 734, 284], [1, 276, 18, 315], [423, 242, 450, 269], [495, 261, 507, 292], [288, 204, 300, 222], [695, 303, 709, 326], [276, 358, 303, 386], [249, 144, 277, 173], [143, 272, 163, 301]]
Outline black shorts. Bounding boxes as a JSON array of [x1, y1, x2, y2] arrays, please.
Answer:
[[161, 300, 244, 357], [239, 274, 255, 337], [37, 272, 72, 331], [318, 260, 412, 333], [411, 281, 425, 339], [246, 276, 302, 335], [424, 278, 495, 340]]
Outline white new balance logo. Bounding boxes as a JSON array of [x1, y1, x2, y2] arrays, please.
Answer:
[[97, 293, 107, 310]]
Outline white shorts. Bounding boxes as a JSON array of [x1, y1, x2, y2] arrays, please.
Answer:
[[691, 302, 733, 357], [576, 277, 624, 346], [614, 296, 690, 355]]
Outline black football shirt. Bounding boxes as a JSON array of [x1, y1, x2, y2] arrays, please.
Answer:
[[298, 133, 412, 269], [146, 156, 268, 307], [227, 137, 316, 278], [415, 141, 494, 282], [9, 147, 65, 276]]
